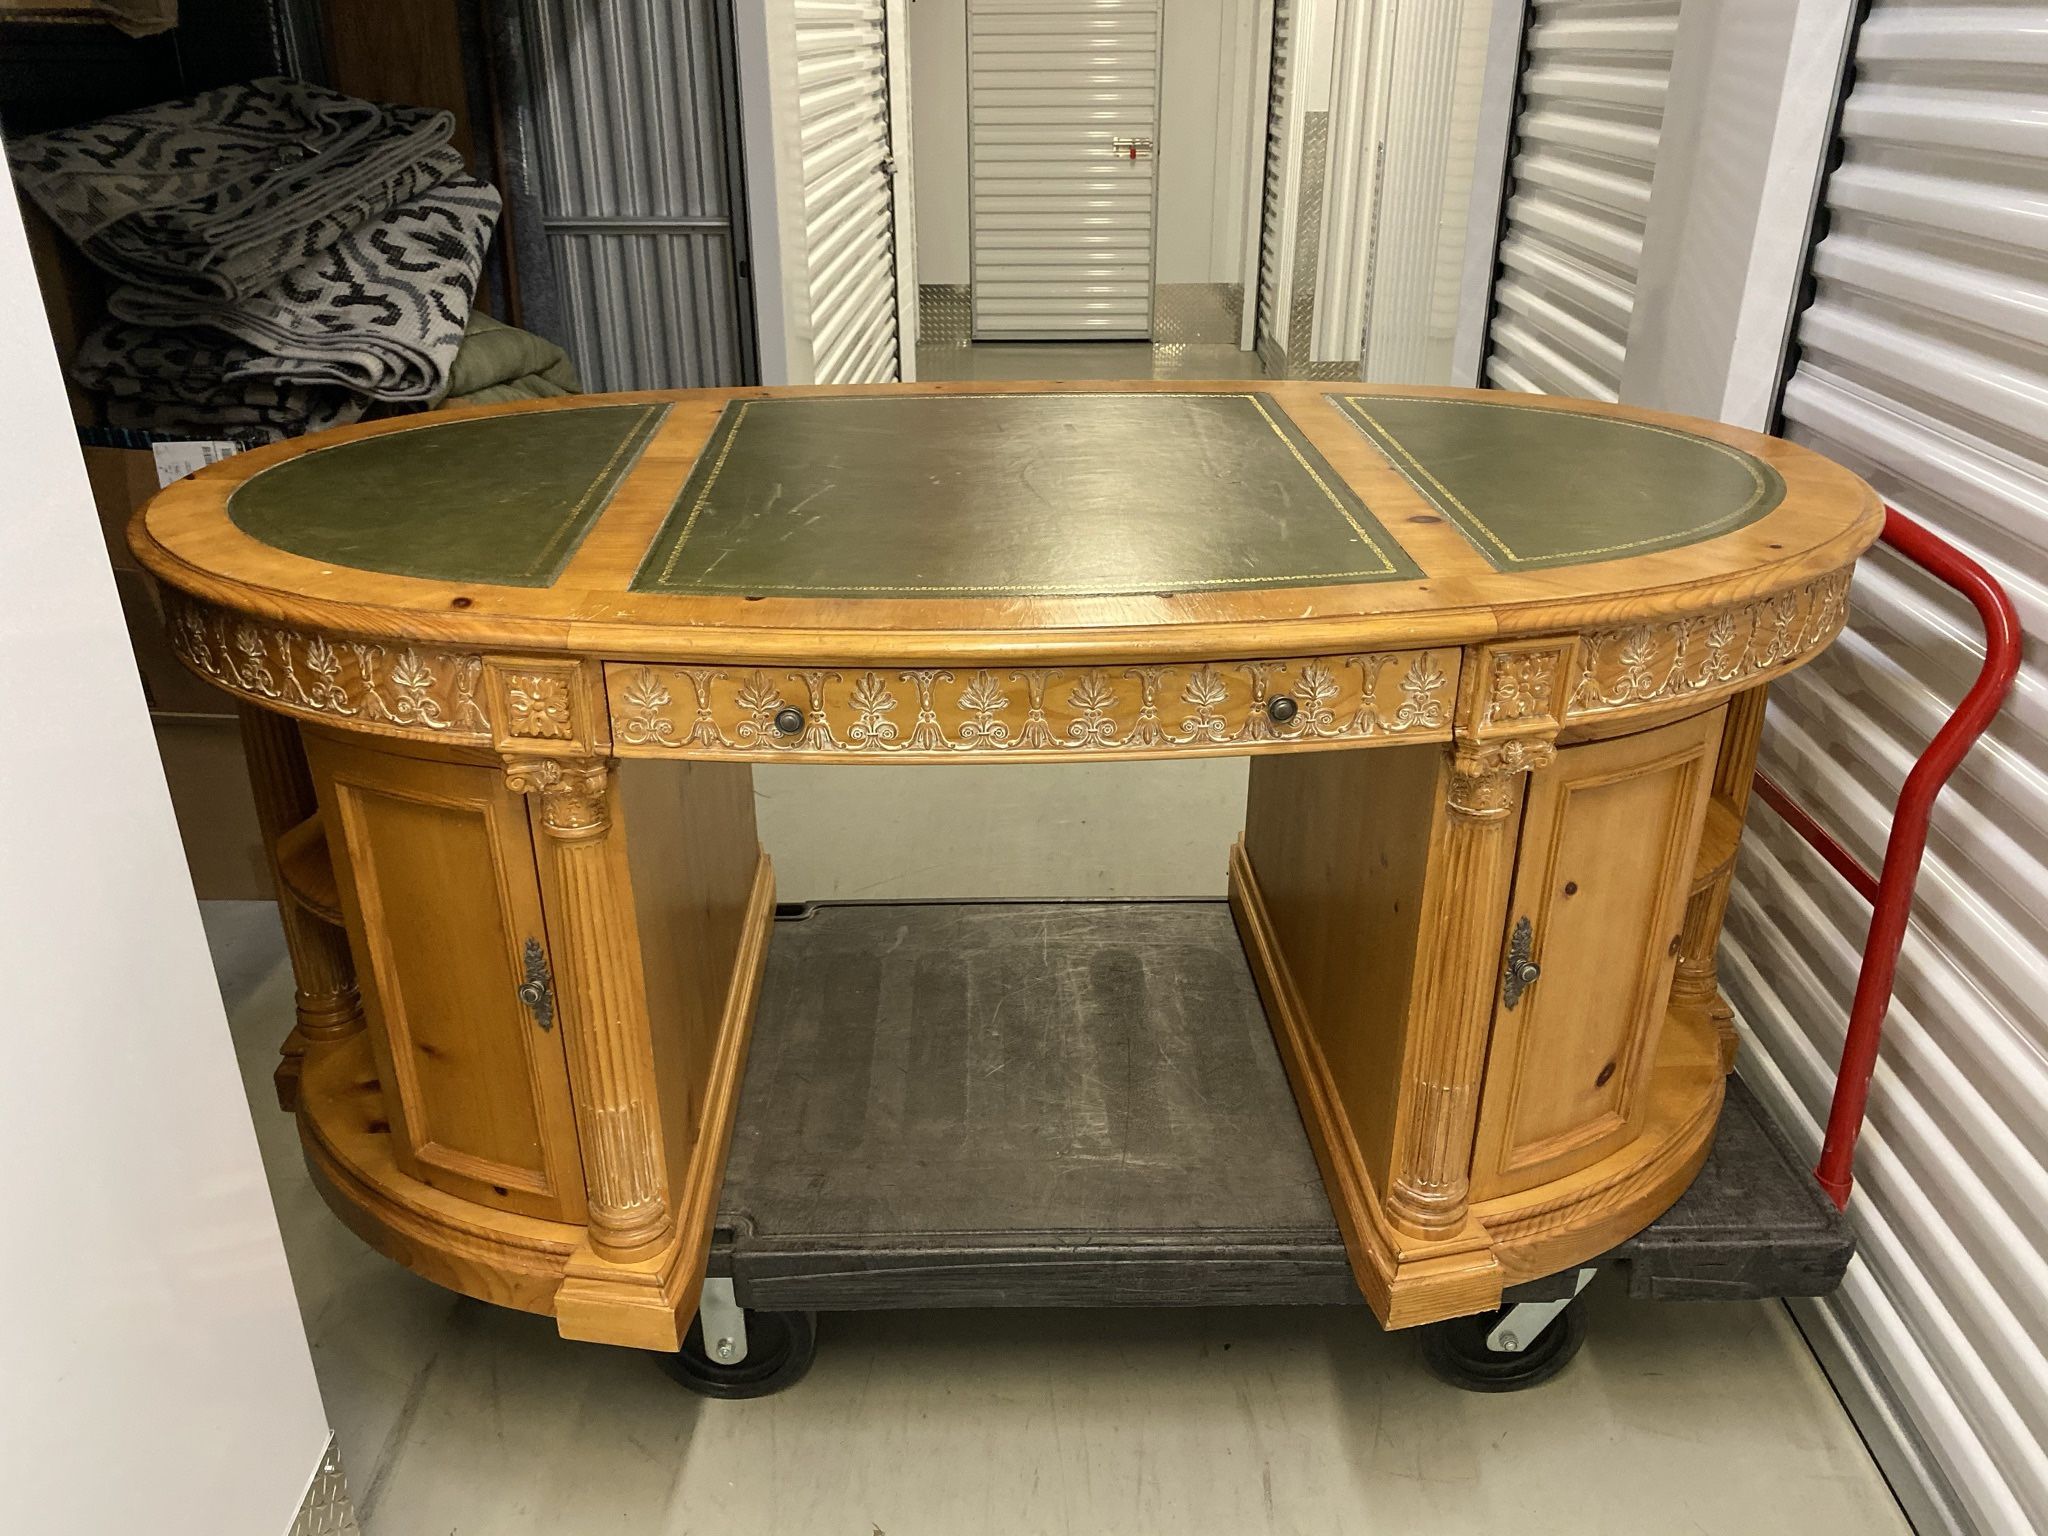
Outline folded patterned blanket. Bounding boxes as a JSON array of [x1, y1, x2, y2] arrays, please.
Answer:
[[8, 76, 459, 302], [70, 324, 368, 438], [96, 175, 502, 404]]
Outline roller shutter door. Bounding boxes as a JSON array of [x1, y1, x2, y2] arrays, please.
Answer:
[[1726, 4, 2048, 1531], [1482, 0, 1680, 399], [967, 0, 1162, 340], [794, 0, 905, 383]]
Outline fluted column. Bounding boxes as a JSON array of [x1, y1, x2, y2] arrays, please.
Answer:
[[1383, 738, 1549, 1237], [1673, 685, 1770, 1067], [504, 756, 673, 1264], [238, 704, 362, 1046]]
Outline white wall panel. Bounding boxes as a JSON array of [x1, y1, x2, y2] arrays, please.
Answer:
[[909, 0, 972, 284], [1483, 0, 1680, 399], [0, 155, 334, 1536], [1724, 4, 2048, 1530], [969, 0, 1163, 339]]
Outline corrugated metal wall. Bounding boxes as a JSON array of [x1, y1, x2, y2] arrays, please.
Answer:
[[518, 0, 753, 390], [1254, 0, 1292, 364], [1483, 0, 1679, 399], [967, 0, 1162, 340], [1729, 3, 2048, 1531], [793, 0, 904, 383]]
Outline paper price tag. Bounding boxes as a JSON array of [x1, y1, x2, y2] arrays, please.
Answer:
[[151, 439, 245, 487]]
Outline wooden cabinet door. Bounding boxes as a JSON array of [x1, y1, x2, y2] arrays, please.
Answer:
[[308, 734, 587, 1223], [1469, 707, 1725, 1200]]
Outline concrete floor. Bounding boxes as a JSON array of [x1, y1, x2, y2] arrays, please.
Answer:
[[207, 901, 1910, 1536], [914, 339, 1267, 381]]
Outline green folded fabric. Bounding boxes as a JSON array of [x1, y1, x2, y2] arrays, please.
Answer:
[[438, 311, 581, 406]]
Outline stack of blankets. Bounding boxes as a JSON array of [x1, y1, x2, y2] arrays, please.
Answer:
[[8, 75, 503, 438]]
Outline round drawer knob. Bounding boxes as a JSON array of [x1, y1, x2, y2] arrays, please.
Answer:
[[773, 707, 806, 737], [1266, 694, 1299, 725]]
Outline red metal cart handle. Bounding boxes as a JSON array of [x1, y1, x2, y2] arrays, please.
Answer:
[[1751, 506, 2023, 1210]]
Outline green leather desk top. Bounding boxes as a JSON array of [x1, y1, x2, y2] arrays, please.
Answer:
[[634, 392, 1418, 597], [1333, 395, 1785, 570], [228, 401, 669, 587], [211, 386, 1804, 598]]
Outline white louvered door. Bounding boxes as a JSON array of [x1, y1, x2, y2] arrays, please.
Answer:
[[1253, 0, 1293, 361], [968, 0, 1162, 340], [795, 0, 907, 382], [1727, 4, 2048, 1532], [1483, 0, 1681, 399]]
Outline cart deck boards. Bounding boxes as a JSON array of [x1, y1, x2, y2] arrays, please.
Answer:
[[713, 901, 1852, 1312]]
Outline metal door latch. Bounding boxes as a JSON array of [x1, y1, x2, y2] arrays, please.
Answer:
[[1502, 916, 1540, 1009], [1110, 135, 1155, 161], [517, 937, 554, 1031]]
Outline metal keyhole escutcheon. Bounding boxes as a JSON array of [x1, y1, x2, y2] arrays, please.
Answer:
[[1502, 916, 1540, 1010], [517, 937, 554, 1031]]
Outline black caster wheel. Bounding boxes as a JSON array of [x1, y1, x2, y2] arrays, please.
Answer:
[[657, 1308, 817, 1399], [1419, 1300, 1587, 1392]]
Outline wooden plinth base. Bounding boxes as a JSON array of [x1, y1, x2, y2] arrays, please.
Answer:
[[298, 851, 775, 1349], [1229, 842, 1723, 1328]]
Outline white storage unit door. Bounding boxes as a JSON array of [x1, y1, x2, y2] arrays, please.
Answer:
[[1482, 0, 1680, 399], [1729, 4, 2048, 1532], [1253, 0, 1292, 359], [795, 0, 904, 383], [968, 0, 1162, 340]]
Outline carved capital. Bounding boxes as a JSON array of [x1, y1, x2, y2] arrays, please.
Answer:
[[504, 756, 612, 840], [1447, 737, 1556, 819]]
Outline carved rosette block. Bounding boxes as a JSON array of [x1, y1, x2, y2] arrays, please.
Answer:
[[487, 656, 608, 759], [237, 704, 363, 1048], [603, 650, 1460, 762], [502, 753, 673, 1264]]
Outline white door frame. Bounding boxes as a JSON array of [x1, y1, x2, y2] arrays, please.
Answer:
[[882, 0, 920, 361], [1236, 0, 1278, 351]]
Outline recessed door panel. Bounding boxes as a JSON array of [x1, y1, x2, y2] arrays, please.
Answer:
[[308, 736, 586, 1223], [970, 0, 1162, 339], [1471, 707, 1724, 1199]]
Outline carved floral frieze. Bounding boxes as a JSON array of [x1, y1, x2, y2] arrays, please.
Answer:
[[1568, 570, 1853, 717], [608, 652, 1461, 761], [162, 591, 492, 741]]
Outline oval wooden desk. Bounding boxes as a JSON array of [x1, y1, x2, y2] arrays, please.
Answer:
[[133, 381, 1882, 1348]]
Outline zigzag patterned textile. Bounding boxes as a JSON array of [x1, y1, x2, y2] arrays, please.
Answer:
[[8, 76, 460, 301], [11, 77, 500, 437], [96, 176, 501, 401]]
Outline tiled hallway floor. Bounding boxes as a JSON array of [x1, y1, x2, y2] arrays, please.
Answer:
[[207, 902, 1909, 1536]]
